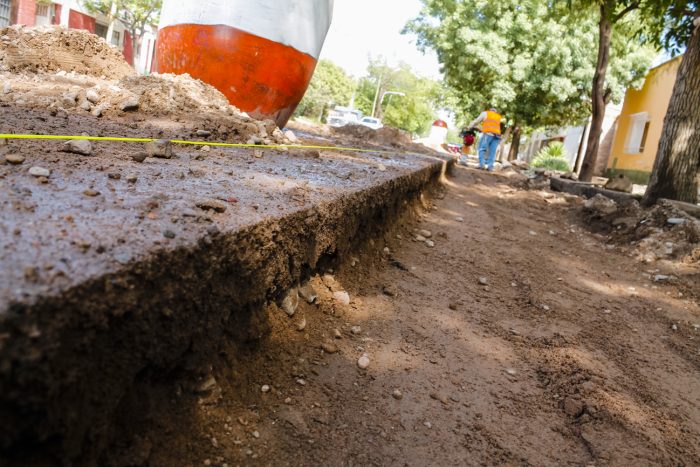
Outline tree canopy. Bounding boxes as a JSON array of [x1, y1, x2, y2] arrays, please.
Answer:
[[294, 59, 356, 121], [83, 0, 161, 61], [405, 0, 655, 130], [297, 58, 449, 136], [640, 1, 699, 54], [353, 59, 449, 136]]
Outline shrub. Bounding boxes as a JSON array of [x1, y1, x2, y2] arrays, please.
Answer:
[[531, 155, 571, 172], [538, 141, 567, 158], [532, 142, 570, 172]]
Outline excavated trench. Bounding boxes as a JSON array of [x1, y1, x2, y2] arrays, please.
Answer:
[[0, 131, 452, 465]]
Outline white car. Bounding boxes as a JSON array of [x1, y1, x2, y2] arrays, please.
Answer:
[[327, 116, 352, 127], [358, 117, 383, 130], [326, 106, 362, 127]]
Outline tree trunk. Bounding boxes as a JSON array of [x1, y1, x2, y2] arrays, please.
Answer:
[[643, 24, 700, 205], [496, 125, 513, 163], [375, 96, 385, 120], [579, 6, 612, 182], [371, 75, 382, 118], [573, 122, 589, 174], [508, 125, 521, 161]]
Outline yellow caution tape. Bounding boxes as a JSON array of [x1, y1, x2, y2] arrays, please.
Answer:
[[0, 133, 397, 154]]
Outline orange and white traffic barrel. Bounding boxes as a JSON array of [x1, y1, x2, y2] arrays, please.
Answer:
[[427, 119, 449, 144], [156, 0, 334, 127]]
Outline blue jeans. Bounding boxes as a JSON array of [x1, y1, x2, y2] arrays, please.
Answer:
[[478, 133, 501, 170]]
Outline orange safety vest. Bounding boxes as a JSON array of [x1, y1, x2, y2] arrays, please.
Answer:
[[482, 111, 502, 135]]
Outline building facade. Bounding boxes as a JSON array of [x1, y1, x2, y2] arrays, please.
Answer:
[[3, 0, 156, 74], [522, 102, 622, 173], [607, 57, 682, 184]]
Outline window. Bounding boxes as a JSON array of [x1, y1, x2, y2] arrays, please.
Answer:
[[35, 4, 49, 17], [639, 121, 650, 153], [34, 3, 55, 26], [95, 23, 109, 39], [624, 112, 650, 154], [94, 25, 121, 47], [0, 0, 10, 28]]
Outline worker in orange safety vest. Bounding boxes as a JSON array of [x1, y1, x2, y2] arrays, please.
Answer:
[[468, 107, 503, 171]]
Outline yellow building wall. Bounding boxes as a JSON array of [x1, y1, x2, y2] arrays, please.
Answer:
[[608, 57, 682, 183]]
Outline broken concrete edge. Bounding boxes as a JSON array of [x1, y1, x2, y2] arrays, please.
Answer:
[[0, 154, 453, 464], [660, 198, 700, 220], [549, 177, 640, 204], [550, 177, 700, 219]]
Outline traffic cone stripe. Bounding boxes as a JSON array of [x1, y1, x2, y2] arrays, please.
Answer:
[[156, 0, 334, 127]]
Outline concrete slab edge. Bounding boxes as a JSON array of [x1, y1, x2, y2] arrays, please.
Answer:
[[0, 155, 453, 462]]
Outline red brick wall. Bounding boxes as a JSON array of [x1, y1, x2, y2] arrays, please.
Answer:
[[68, 9, 95, 33], [15, 0, 37, 26], [122, 30, 134, 65]]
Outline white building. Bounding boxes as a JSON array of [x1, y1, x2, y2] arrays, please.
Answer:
[[521, 103, 622, 173]]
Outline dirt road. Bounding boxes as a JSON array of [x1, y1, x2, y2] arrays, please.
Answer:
[[107, 165, 700, 467]]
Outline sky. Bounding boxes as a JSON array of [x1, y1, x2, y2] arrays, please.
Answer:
[[319, 0, 442, 79]]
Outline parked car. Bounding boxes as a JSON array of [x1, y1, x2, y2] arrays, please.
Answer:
[[326, 106, 362, 127], [358, 117, 383, 130], [327, 116, 352, 127]]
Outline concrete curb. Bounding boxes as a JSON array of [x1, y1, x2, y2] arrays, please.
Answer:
[[549, 177, 640, 203]]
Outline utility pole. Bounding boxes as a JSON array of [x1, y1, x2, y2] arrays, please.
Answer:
[[59, 0, 71, 26], [371, 74, 383, 118], [574, 122, 590, 175], [375, 91, 405, 120], [105, 0, 118, 45]]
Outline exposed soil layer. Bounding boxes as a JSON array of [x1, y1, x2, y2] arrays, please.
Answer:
[[77, 166, 697, 467], [333, 124, 416, 149], [0, 100, 448, 464]]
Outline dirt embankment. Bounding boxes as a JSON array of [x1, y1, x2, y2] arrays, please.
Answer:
[[0, 156, 449, 465], [0, 32, 452, 462]]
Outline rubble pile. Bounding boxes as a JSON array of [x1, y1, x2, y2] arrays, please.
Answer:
[[583, 194, 700, 264], [505, 165, 550, 190], [332, 124, 414, 147], [119, 73, 234, 116]]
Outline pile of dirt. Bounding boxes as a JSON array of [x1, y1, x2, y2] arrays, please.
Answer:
[[0, 25, 134, 79], [333, 124, 413, 147], [119, 73, 233, 116], [505, 167, 550, 190], [0, 26, 293, 145], [0, 69, 287, 143], [582, 194, 700, 264]]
